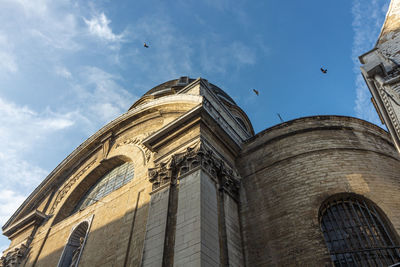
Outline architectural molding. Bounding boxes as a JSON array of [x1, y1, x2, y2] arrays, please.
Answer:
[[3, 210, 47, 238], [148, 142, 240, 200], [115, 137, 152, 164], [100, 132, 113, 161], [49, 158, 97, 215]]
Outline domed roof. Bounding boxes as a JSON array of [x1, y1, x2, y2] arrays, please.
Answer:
[[129, 77, 237, 110]]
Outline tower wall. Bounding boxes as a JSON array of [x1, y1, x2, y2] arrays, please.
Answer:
[[238, 116, 400, 266]]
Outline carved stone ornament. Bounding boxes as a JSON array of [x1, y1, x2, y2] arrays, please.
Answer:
[[148, 160, 174, 191], [0, 243, 28, 267], [115, 137, 152, 164], [49, 158, 97, 214], [376, 80, 400, 136], [148, 142, 240, 199], [101, 136, 111, 160]]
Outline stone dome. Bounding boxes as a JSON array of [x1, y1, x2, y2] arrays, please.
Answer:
[[128, 76, 237, 110]]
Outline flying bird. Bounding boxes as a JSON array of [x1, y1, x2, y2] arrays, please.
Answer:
[[144, 42, 149, 48], [320, 67, 327, 74], [253, 89, 259, 96]]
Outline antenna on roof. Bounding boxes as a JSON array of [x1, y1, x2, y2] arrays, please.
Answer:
[[277, 113, 284, 123]]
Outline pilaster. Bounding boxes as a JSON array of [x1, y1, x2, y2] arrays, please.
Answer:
[[141, 142, 243, 266]]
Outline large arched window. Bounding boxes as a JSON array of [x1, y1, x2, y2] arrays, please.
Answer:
[[320, 194, 400, 266], [73, 162, 134, 212]]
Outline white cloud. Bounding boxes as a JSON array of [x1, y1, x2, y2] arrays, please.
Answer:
[[72, 67, 135, 126], [0, 153, 48, 189], [0, 189, 26, 226], [0, 97, 75, 188], [3, 0, 49, 17], [0, 33, 18, 73], [2, 0, 80, 52], [352, 0, 388, 124], [84, 13, 124, 43], [230, 42, 256, 65], [55, 66, 72, 79], [200, 39, 256, 74], [0, 51, 18, 73]]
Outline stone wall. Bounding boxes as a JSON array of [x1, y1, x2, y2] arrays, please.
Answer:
[[238, 116, 400, 266]]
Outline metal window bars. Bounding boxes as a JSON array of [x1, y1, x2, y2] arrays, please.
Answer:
[[320, 196, 400, 267]]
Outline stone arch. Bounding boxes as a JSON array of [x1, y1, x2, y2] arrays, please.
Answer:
[[57, 217, 92, 267], [53, 155, 133, 225], [318, 193, 400, 266]]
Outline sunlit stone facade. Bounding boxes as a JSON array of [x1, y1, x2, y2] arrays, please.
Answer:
[[1, 76, 400, 267], [3, 1, 400, 265]]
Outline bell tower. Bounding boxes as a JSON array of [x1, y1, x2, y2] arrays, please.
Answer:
[[360, 0, 400, 152]]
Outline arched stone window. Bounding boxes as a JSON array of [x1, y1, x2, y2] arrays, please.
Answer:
[[319, 194, 400, 266], [73, 162, 134, 212], [58, 219, 91, 267]]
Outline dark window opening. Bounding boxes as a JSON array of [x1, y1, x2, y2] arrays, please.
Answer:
[[58, 221, 89, 267], [320, 195, 400, 267]]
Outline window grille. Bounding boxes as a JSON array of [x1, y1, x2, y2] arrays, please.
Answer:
[[73, 162, 134, 212], [320, 195, 400, 266]]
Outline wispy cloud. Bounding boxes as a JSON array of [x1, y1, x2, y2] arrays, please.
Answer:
[[55, 65, 72, 79], [70, 67, 135, 129], [124, 15, 194, 81], [352, 0, 389, 124], [200, 38, 256, 74], [84, 12, 124, 43], [0, 189, 27, 227], [0, 33, 18, 73], [0, 97, 75, 189]]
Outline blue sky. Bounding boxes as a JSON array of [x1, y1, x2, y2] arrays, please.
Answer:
[[0, 0, 390, 250]]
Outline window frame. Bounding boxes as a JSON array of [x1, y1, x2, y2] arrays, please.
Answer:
[[319, 194, 400, 266], [72, 162, 134, 213]]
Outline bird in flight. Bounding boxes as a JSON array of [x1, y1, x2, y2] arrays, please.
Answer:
[[320, 67, 327, 74], [144, 42, 149, 48], [253, 89, 259, 96]]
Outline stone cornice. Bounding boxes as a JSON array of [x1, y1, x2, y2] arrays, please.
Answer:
[[3, 210, 47, 238]]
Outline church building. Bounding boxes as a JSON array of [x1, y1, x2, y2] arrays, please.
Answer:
[[2, 1, 400, 266]]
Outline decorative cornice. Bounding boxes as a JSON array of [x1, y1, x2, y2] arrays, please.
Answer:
[[375, 79, 400, 137], [3, 210, 47, 238], [148, 142, 240, 200], [49, 158, 97, 215]]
